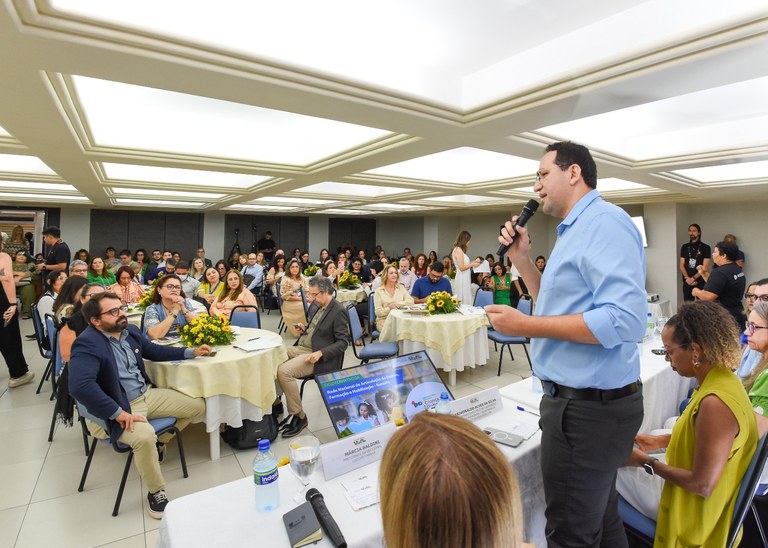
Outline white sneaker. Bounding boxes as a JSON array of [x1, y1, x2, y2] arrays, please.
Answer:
[[8, 371, 35, 388]]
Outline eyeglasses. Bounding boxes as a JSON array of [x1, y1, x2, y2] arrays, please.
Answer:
[[662, 344, 685, 357], [98, 305, 128, 317], [746, 293, 757, 300], [306, 291, 320, 298], [72, 268, 87, 273], [535, 164, 570, 184], [749, 294, 768, 302], [745, 322, 768, 336], [162, 284, 182, 291]]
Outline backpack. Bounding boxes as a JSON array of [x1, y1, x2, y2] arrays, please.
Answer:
[[220, 408, 279, 449]]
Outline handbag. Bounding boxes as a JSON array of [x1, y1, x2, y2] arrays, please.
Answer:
[[221, 404, 279, 449]]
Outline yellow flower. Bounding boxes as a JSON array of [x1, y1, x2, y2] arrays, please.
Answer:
[[436, 300, 444, 307], [452, 298, 458, 304]]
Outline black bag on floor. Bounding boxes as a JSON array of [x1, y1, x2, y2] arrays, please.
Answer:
[[221, 412, 279, 449]]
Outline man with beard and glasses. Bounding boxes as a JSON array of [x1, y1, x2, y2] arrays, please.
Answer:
[[69, 292, 211, 520], [679, 223, 711, 302]]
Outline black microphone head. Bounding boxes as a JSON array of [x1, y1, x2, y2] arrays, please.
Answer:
[[306, 488, 321, 502], [523, 199, 539, 213]]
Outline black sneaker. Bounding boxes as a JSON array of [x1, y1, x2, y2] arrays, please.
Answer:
[[282, 415, 308, 438], [156, 442, 166, 464], [147, 489, 169, 519]]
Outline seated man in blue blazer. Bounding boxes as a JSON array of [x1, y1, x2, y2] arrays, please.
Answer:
[[277, 276, 349, 438], [69, 292, 212, 520], [410, 261, 453, 303]]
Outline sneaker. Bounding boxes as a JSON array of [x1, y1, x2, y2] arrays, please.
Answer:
[[156, 442, 166, 464], [147, 489, 169, 519], [8, 371, 35, 388]]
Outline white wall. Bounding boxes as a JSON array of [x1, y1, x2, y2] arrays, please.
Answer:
[[376, 217, 424, 258], [644, 202, 680, 303], [59, 207, 90, 254]]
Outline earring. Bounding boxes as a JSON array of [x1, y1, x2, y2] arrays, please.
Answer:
[[693, 358, 702, 367]]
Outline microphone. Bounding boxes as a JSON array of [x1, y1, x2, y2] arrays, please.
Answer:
[[497, 199, 539, 256], [306, 488, 347, 548]]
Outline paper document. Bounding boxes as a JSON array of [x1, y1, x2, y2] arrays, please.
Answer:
[[341, 471, 380, 511], [458, 305, 486, 316], [233, 335, 283, 352]]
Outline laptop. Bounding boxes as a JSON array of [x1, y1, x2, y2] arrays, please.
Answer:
[[315, 351, 453, 439]]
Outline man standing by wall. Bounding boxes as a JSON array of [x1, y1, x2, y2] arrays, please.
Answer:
[[256, 231, 277, 263], [679, 223, 711, 302], [486, 141, 646, 547], [36, 225, 71, 276]]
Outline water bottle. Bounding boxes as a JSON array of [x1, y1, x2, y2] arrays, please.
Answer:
[[435, 392, 452, 414], [253, 439, 280, 511], [645, 312, 654, 341]]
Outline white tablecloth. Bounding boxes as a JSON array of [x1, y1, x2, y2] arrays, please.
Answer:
[[158, 401, 547, 547], [499, 340, 695, 433]]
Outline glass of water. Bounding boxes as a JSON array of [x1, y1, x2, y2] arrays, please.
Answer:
[[655, 317, 668, 339], [289, 435, 320, 502]]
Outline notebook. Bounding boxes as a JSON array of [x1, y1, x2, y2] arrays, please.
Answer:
[[282, 501, 322, 548]]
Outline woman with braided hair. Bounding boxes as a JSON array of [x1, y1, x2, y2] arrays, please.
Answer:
[[618, 301, 758, 546]]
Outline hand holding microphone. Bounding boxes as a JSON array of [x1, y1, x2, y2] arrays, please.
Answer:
[[497, 199, 539, 257]]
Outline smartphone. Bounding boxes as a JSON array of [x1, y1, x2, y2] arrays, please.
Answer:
[[483, 427, 524, 448], [651, 348, 666, 356]]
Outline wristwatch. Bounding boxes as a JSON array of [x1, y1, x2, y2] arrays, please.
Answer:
[[644, 456, 659, 476]]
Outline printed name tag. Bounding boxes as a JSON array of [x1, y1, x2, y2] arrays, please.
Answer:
[[320, 423, 396, 480], [450, 387, 503, 422]]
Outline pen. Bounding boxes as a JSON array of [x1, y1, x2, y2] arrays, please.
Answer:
[[247, 337, 261, 341], [516, 405, 539, 416]]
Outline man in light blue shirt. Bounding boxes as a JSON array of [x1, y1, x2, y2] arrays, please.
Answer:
[[241, 253, 264, 295], [487, 141, 646, 548]]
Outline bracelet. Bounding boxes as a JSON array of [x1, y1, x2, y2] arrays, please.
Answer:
[[170, 312, 177, 319]]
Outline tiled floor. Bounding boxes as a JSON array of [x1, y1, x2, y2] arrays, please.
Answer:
[[0, 310, 534, 547]]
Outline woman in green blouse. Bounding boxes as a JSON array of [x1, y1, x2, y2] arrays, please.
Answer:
[[490, 262, 523, 307], [87, 256, 116, 286]]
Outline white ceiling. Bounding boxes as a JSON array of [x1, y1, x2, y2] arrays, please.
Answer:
[[1, 0, 768, 216]]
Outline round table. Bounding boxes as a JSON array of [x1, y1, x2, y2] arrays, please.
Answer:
[[144, 327, 288, 459], [378, 308, 490, 385], [336, 287, 368, 303]]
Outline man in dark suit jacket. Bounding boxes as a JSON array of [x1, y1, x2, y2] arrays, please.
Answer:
[[69, 292, 212, 519], [277, 276, 349, 438]]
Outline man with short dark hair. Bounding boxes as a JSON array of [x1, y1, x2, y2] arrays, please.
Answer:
[[240, 253, 264, 295], [486, 141, 646, 547], [410, 262, 452, 303], [174, 261, 200, 296], [118, 249, 133, 267], [147, 258, 175, 283], [256, 231, 277, 262], [723, 233, 745, 268], [692, 240, 746, 328], [679, 223, 711, 301], [277, 276, 348, 438], [69, 292, 211, 519], [36, 225, 71, 275]]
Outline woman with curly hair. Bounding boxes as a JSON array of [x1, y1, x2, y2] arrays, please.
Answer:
[[618, 301, 758, 547]]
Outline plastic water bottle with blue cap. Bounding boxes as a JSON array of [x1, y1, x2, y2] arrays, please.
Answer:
[[253, 439, 279, 511]]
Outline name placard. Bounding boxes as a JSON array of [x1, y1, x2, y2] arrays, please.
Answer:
[[320, 423, 396, 481], [450, 387, 503, 422]]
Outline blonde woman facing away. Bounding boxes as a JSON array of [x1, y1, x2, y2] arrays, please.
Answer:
[[373, 265, 413, 330], [380, 412, 531, 548]]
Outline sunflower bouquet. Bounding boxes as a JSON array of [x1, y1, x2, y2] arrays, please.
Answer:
[[426, 291, 459, 315], [303, 264, 319, 277], [137, 272, 165, 309], [337, 270, 360, 289], [179, 313, 234, 347]]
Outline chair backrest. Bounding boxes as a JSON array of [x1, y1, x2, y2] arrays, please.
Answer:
[[230, 305, 261, 329], [727, 433, 768, 548], [368, 294, 376, 326], [45, 314, 65, 377], [30, 302, 51, 356], [299, 286, 309, 321], [517, 297, 532, 316], [275, 282, 283, 308], [347, 304, 364, 343], [474, 290, 493, 307]]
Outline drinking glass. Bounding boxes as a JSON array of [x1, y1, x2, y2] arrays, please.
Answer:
[[289, 435, 321, 502], [655, 317, 668, 339]]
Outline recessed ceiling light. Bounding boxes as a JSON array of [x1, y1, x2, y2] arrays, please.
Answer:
[[224, 204, 301, 212], [102, 163, 270, 189], [672, 160, 768, 183], [424, 194, 495, 204], [317, 208, 382, 216], [366, 147, 538, 184], [0, 192, 89, 201], [110, 187, 225, 199], [289, 182, 414, 197], [252, 197, 336, 206], [0, 154, 56, 175], [113, 198, 202, 207], [74, 76, 390, 165], [0, 181, 77, 192], [597, 178, 651, 192]]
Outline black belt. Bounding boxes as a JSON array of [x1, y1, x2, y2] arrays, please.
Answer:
[[541, 380, 641, 402]]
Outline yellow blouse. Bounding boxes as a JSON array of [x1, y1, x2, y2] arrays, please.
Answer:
[[655, 367, 757, 547], [374, 284, 414, 331]]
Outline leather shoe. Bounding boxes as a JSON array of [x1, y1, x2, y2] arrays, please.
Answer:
[[281, 415, 308, 438]]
